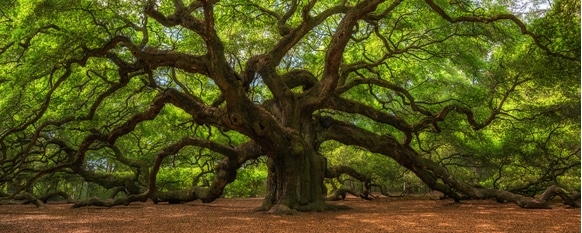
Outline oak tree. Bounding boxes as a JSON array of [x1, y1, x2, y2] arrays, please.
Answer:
[[0, 0, 579, 212]]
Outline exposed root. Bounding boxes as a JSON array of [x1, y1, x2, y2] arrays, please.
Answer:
[[253, 202, 272, 212], [297, 200, 350, 212], [262, 200, 351, 214], [268, 204, 301, 215]]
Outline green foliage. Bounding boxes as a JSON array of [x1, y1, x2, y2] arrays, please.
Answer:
[[323, 141, 406, 189], [223, 162, 268, 198], [157, 167, 200, 191]]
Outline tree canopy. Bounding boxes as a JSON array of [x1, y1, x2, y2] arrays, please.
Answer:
[[0, 0, 579, 212]]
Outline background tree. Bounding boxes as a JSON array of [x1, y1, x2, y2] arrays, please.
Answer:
[[0, 0, 579, 212]]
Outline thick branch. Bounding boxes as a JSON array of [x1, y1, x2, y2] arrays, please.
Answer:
[[326, 96, 412, 139], [308, 0, 385, 104], [326, 165, 372, 183], [321, 119, 579, 208], [281, 69, 318, 90]]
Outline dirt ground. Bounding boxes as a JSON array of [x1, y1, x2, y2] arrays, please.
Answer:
[[0, 196, 579, 233]]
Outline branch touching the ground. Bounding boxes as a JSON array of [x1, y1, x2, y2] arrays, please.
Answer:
[[70, 141, 262, 208], [72, 193, 149, 208], [326, 165, 375, 201], [321, 118, 581, 208], [0, 192, 44, 207]]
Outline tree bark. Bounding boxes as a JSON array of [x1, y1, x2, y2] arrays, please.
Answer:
[[259, 149, 330, 214]]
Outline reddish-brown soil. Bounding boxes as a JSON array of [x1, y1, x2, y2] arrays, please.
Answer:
[[0, 197, 579, 233]]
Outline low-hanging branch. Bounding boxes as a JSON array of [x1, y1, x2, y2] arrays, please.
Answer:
[[321, 118, 580, 208]]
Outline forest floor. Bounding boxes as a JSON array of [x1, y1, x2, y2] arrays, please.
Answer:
[[0, 195, 579, 233]]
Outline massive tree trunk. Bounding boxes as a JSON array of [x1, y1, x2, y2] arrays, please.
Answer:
[[251, 98, 334, 214], [260, 150, 329, 214]]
